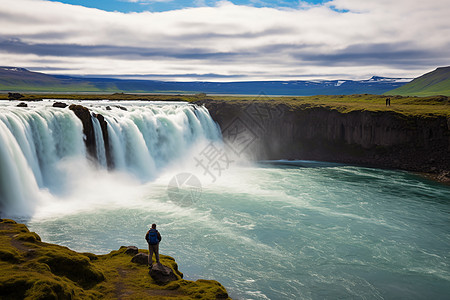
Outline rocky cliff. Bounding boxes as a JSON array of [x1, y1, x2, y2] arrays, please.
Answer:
[[195, 99, 450, 181]]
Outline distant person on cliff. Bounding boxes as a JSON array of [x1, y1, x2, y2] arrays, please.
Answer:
[[145, 223, 162, 267], [385, 98, 391, 106]]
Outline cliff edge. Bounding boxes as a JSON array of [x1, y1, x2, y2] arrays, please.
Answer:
[[0, 219, 230, 299]]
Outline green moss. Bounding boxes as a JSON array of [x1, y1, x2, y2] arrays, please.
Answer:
[[23, 261, 52, 273], [0, 249, 21, 263], [185, 279, 228, 299], [0, 275, 31, 299], [0, 235, 21, 264], [0, 219, 17, 224], [178, 280, 229, 299], [24, 279, 73, 300], [0, 267, 100, 300], [37, 248, 105, 289], [81, 252, 99, 261], [15, 232, 42, 242]]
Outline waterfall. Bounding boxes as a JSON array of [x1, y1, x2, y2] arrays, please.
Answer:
[[0, 100, 221, 217], [91, 116, 107, 168]]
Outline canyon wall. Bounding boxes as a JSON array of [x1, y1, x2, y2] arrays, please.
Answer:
[[195, 100, 450, 178]]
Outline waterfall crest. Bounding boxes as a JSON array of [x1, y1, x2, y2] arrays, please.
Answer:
[[0, 100, 221, 216]]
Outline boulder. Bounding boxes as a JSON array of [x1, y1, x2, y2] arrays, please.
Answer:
[[131, 253, 148, 265], [16, 102, 27, 107], [124, 246, 138, 256], [53, 102, 68, 108], [115, 105, 127, 111], [149, 263, 178, 285]]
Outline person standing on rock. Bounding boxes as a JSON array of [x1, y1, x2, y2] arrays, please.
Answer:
[[145, 224, 161, 267]]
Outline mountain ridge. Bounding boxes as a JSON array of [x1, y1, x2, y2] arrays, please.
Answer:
[[0, 67, 410, 95]]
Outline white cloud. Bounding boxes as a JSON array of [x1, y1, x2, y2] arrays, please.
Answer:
[[0, 0, 448, 80]]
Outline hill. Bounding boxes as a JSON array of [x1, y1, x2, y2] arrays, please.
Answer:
[[0, 67, 113, 92], [387, 67, 450, 96], [0, 66, 410, 95]]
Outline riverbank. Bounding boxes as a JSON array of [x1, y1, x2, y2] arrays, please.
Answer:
[[0, 219, 230, 299]]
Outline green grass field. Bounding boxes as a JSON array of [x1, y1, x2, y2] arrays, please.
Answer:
[[1, 93, 449, 117]]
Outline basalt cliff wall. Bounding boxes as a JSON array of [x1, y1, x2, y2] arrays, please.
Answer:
[[195, 100, 450, 181]]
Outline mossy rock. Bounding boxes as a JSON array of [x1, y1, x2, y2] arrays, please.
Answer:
[[81, 252, 98, 261], [0, 270, 97, 300], [37, 248, 105, 289], [0, 249, 21, 263], [0, 276, 31, 299], [14, 232, 41, 242], [179, 279, 229, 299], [1, 219, 17, 224], [24, 279, 73, 300], [15, 223, 30, 233]]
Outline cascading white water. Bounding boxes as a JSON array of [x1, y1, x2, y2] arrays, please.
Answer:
[[0, 100, 221, 217], [0, 103, 86, 215], [91, 116, 107, 168], [88, 102, 221, 180]]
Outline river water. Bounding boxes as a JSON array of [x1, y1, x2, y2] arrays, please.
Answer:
[[1, 100, 449, 299]]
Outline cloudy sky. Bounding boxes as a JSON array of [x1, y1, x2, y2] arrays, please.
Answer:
[[0, 0, 449, 81]]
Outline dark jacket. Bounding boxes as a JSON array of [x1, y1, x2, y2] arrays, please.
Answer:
[[145, 229, 161, 244]]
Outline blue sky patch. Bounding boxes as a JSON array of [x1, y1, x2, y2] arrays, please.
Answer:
[[48, 0, 330, 13]]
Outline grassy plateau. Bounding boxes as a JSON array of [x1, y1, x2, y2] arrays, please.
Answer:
[[1, 93, 449, 117]]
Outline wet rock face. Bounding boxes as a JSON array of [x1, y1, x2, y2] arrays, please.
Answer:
[[69, 104, 97, 159], [197, 100, 450, 175], [68, 105, 113, 168]]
